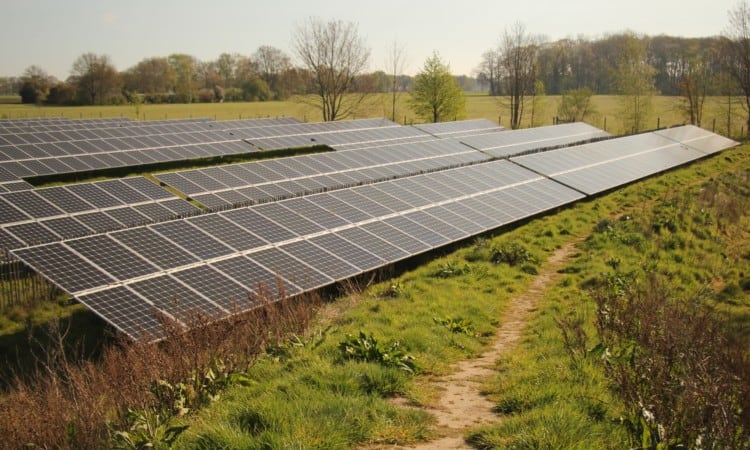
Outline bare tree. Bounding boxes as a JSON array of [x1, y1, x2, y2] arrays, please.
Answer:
[[724, 0, 750, 136], [499, 23, 541, 129], [385, 40, 407, 122], [293, 18, 371, 121], [476, 49, 501, 96]]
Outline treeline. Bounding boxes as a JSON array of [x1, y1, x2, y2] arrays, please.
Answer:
[[1, 47, 423, 106], [0, 34, 735, 106], [477, 34, 725, 96]]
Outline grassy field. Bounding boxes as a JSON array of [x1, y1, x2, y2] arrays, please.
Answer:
[[1, 93, 746, 138]]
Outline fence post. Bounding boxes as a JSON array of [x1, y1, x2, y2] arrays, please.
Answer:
[[712, 118, 716, 133], [603, 117, 607, 132], [657, 117, 660, 129]]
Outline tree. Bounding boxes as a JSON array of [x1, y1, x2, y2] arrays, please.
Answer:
[[615, 34, 656, 133], [168, 54, 198, 103], [18, 65, 54, 104], [409, 52, 466, 123], [499, 22, 541, 129], [254, 45, 292, 99], [293, 17, 371, 121], [122, 57, 174, 94], [558, 87, 596, 122], [724, 0, 750, 136], [476, 49, 501, 96], [385, 40, 407, 121], [677, 52, 711, 126], [69, 53, 121, 105]]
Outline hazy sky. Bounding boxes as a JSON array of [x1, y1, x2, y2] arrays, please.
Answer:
[[1, 0, 737, 80]]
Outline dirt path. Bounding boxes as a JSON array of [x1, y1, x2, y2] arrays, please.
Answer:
[[369, 242, 579, 450]]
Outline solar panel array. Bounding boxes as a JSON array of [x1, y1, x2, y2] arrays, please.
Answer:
[[13, 160, 585, 340], [1, 116, 736, 343], [0, 117, 304, 180]]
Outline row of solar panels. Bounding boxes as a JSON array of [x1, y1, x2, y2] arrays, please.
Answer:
[[10, 125, 737, 340], [0, 118, 427, 182], [13, 160, 584, 339], [0, 122, 605, 259]]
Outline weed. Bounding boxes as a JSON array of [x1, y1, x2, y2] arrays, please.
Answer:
[[339, 331, 418, 373], [433, 316, 475, 336], [490, 243, 538, 267]]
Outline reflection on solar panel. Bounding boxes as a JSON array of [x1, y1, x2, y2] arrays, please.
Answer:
[[510, 127, 738, 195], [461, 122, 611, 157], [412, 119, 504, 138], [7, 125, 736, 341]]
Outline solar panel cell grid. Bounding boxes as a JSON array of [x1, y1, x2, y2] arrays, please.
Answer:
[[12, 243, 114, 293], [172, 265, 253, 311], [111, 227, 198, 270], [249, 246, 332, 291], [41, 216, 94, 239], [150, 220, 234, 260], [77, 286, 164, 340], [66, 234, 158, 281], [279, 240, 360, 281], [129, 275, 225, 322], [187, 213, 267, 251]]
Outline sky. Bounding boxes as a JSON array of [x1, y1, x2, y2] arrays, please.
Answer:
[[0, 0, 738, 80]]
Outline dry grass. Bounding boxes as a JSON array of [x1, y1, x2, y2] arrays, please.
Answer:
[[0, 291, 321, 449]]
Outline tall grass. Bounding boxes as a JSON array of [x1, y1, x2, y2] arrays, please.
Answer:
[[0, 293, 320, 449]]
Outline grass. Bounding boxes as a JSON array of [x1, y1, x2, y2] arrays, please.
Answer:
[[2, 93, 747, 138]]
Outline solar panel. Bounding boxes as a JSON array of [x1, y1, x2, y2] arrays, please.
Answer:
[[383, 215, 451, 247], [150, 220, 234, 260], [66, 235, 158, 281], [74, 211, 124, 233], [6, 222, 60, 245], [360, 221, 431, 255], [129, 275, 225, 322], [251, 203, 325, 236], [66, 183, 124, 208], [279, 240, 360, 281], [307, 232, 385, 272], [187, 213, 267, 251], [12, 243, 115, 293], [278, 197, 350, 229], [403, 209, 469, 240], [172, 265, 253, 311], [220, 208, 297, 243], [210, 255, 296, 301], [249, 246, 332, 291], [335, 226, 410, 262], [41, 217, 94, 239], [105, 207, 151, 228], [37, 186, 96, 213], [110, 227, 198, 270], [0, 197, 31, 224], [77, 286, 164, 340]]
